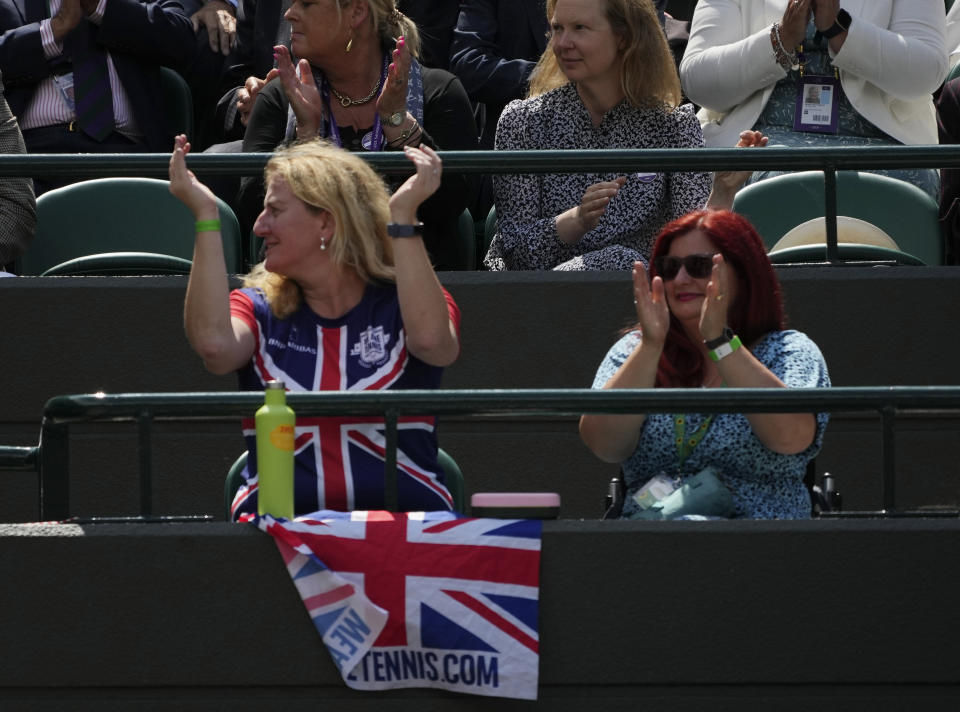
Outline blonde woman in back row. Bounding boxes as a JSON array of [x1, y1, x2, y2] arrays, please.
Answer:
[[484, 0, 762, 272]]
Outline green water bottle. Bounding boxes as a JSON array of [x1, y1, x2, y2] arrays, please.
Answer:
[[256, 380, 295, 519]]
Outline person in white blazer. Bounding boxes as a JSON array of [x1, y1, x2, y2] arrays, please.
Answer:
[[947, 2, 960, 71], [679, 0, 947, 152]]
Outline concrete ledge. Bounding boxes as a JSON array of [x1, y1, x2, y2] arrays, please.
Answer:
[[1, 518, 958, 708]]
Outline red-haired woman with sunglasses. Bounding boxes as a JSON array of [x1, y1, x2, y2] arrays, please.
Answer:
[[579, 209, 830, 519]]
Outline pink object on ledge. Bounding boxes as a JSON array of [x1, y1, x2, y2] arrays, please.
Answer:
[[470, 493, 561, 519], [470, 493, 561, 507]]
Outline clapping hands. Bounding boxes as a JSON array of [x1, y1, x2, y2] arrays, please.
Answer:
[[713, 130, 768, 193], [780, 0, 812, 49], [577, 176, 627, 234], [274, 45, 325, 138], [631, 261, 670, 348], [698, 254, 731, 344], [389, 145, 442, 224], [237, 70, 279, 126], [168, 135, 219, 221], [377, 35, 411, 123]]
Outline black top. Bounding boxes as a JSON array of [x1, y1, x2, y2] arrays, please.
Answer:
[[238, 65, 478, 270]]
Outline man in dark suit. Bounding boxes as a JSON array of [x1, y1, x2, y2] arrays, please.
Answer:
[[0, 0, 195, 190], [176, 0, 236, 150], [208, 0, 280, 146], [396, 0, 459, 71], [448, 0, 548, 219], [449, 0, 548, 153]]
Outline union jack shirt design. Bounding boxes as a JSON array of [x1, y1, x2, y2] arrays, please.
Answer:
[[229, 285, 461, 517], [248, 510, 542, 700]]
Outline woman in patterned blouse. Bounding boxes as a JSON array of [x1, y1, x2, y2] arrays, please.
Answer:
[[580, 210, 830, 519], [484, 0, 750, 271]]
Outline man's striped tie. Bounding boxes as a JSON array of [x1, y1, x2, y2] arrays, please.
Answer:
[[72, 23, 114, 141]]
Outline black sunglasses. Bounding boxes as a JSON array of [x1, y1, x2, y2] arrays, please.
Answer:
[[653, 253, 715, 280]]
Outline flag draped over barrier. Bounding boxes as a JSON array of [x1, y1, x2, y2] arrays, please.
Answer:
[[248, 510, 542, 699]]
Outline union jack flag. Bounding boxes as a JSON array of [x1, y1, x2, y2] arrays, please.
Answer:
[[247, 510, 542, 699], [230, 286, 459, 515]]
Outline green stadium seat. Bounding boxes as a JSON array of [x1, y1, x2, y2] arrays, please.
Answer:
[[732, 170, 943, 265], [160, 67, 194, 140], [766, 243, 925, 266], [437, 448, 466, 513], [19, 177, 244, 276], [41, 252, 195, 276], [453, 208, 478, 270]]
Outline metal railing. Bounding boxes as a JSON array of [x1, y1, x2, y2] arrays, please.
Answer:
[[4, 145, 960, 264], [4, 145, 960, 177], [23, 386, 960, 520], [0, 446, 38, 470]]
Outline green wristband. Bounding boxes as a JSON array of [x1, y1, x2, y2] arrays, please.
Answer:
[[195, 219, 221, 232], [708, 334, 742, 362]]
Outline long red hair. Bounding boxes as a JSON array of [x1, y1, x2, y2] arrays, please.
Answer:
[[647, 210, 786, 388]]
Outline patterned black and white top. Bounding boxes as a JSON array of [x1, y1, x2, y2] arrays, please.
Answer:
[[591, 329, 831, 519], [485, 83, 712, 271], [0, 71, 35, 267]]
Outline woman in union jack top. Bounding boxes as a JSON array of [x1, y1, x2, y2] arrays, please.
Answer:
[[169, 135, 461, 518]]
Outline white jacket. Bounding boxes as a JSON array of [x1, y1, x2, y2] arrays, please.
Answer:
[[679, 0, 947, 147], [947, 1, 960, 68]]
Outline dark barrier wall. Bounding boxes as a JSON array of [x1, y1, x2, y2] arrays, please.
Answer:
[[1, 518, 959, 709], [2, 268, 960, 521]]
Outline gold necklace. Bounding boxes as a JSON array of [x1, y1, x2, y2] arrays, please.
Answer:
[[329, 75, 382, 107]]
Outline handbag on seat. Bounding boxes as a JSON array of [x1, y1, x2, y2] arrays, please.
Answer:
[[629, 466, 735, 520]]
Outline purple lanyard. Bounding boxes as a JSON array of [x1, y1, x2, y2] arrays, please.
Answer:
[[319, 55, 389, 152]]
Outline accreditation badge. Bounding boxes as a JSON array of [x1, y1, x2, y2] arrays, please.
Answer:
[[793, 74, 841, 134]]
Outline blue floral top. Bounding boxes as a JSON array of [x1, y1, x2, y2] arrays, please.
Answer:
[[591, 330, 831, 519]]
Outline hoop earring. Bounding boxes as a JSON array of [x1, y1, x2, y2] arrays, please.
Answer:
[[345, 32, 353, 53]]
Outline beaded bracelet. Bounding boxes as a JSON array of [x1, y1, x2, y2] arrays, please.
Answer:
[[195, 219, 221, 232], [771, 22, 799, 71]]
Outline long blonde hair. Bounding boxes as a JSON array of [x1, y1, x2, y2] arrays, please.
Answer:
[[243, 140, 395, 319], [528, 0, 681, 110]]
